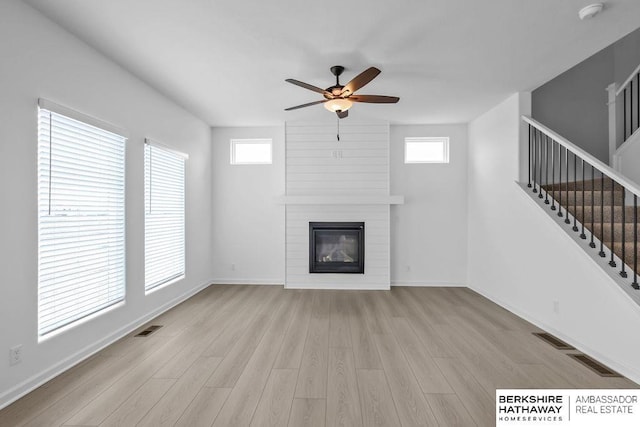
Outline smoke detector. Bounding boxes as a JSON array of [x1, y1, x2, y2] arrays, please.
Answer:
[[578, 3, 604, 20]]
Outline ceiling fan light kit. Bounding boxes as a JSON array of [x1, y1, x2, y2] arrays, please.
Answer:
[[285, 65, 399, 119], [324, 98, 352, 113]]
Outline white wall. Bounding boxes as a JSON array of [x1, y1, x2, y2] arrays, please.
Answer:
[[390, 124, 468, 286], [286, 121, 389, 196], [0, 1, 212, 407], [210, 121, 470, 290], [468, 92, 640, 383], [284, 120, 391, 289], [210, 126, 285, 284], [615, 131, 640, 187]]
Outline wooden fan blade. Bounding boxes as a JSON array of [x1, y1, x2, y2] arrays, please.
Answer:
[[285, 79, 331, 96], [349, 95, 400, 103], [284, 99, 328, 111], [336, 110, 348, 119], [341, 67, 381, 95]]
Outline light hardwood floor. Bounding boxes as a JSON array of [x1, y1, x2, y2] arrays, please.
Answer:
[[0, 285, 636, 426]]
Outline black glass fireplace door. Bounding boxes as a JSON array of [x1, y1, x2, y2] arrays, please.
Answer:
[[309, 222, 364, 274]]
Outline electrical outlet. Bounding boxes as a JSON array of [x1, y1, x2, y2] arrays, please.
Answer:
[[231, 263, 236, 271], [553, 301, 560, 315], [9, 345, 22, 366]]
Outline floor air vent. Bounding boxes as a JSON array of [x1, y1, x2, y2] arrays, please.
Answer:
[[533, 332, 574, 350], [568, 354, 621, 377], [135, 325, 163, 337]]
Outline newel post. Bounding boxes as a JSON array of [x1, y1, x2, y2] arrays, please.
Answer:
[[607, 82, 618, 168]]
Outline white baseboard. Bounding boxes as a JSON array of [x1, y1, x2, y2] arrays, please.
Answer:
[[284, 283, 390, 290], [468, 283, 640, 386], [210, 279, 284, 286], [391, 281, 466, 287], [0, 280, 212, 411], [211, 279, 465, 289]]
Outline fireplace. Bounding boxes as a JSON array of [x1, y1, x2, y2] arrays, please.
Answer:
[[309, 222, 364, 274]]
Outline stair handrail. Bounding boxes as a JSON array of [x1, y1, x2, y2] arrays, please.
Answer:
[[522, 115, 640, 198], [523, 115, 640, 289], [616, 62, 640, 97]]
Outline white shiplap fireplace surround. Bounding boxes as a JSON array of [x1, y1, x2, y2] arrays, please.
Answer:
[[281, 120, 403, 290]]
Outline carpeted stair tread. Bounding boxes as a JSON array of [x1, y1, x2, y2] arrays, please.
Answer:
[[565, 205, 639, 223], [543, 179, 621, 191], [545, 180, 640, 279], [600, 242, 640, 270], [547, 190, 624, 206], [589, 222, 640, 242]]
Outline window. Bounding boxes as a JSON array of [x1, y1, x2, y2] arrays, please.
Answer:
[[404, 137, 450, 163], [37, 100, 126, 337], [144, 140, 186, 292], [230, 138, 272, 164]]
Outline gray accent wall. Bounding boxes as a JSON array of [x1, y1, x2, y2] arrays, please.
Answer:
[[532, 27, 640, 163], [615, 29, 640, 85]]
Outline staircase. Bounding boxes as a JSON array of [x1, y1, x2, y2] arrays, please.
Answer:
[[543, 179, 640, 276], [524, 116, 640, 291]]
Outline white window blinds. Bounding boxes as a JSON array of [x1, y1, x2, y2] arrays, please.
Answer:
[[144, 140, 186, 291], [37, 104, 126, 337]]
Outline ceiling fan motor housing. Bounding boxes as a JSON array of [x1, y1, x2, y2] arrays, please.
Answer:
[[325, 86, 344, 98], [330, 65, 345, 77], [328, 65, 346, 95]]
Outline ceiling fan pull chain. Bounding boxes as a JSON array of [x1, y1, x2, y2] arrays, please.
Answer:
[[337, 116, 340, 141]]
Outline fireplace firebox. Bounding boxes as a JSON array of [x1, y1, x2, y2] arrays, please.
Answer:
[[309, 222, 364, 274]]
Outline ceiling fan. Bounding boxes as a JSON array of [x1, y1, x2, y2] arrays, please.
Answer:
[[284, 65, 399, 119]]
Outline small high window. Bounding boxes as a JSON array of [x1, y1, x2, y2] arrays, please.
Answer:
[[230, 138, 272, 164], [404, 137, 450, 164]]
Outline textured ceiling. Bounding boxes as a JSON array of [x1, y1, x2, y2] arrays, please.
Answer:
[[24, 0, 640, 126]]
